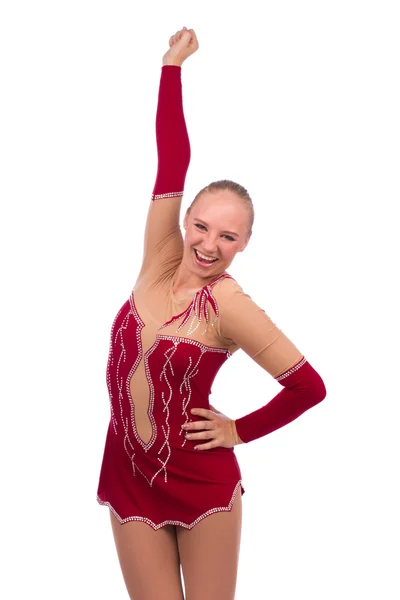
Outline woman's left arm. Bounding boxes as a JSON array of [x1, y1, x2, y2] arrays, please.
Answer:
[[219, 289, 327, 444], [183, 287, 326, 449]]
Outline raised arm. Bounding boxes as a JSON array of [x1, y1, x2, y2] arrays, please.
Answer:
[[138, 28, 199, 277]]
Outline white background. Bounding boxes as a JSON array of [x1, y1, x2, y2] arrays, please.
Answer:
[[1, 1, 399, 598]]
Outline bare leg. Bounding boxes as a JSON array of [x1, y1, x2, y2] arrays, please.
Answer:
[[109, 510, 185, 600], [176, 490, 242, 600]]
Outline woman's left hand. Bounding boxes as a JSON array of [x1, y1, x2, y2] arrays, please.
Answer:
[[182, 405, 243, 450]]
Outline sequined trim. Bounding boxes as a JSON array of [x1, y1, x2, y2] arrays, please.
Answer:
[[111, 297, 166, 488], [179, 354, 197, 447], [109, 292, 233, 488], [151, 191, 184, 200], [153, 335, 231, 448], [275, 356, 307, 381], [96, 479, 243, 530], [115, 310, 141, 442], [111, 306, 145, 480], [125, 296, 158, 449], [157, 333, 232, 356], [106, 305, 125, 434], [159, 273, 232, 336], [110, 303, 233, 487], [141, 337, 175, 483]]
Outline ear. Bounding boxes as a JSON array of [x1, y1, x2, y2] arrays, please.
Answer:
[[183, 211, 189, 230]]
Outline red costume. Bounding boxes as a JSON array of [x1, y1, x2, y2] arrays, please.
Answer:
[[96, 66, 326, 530]]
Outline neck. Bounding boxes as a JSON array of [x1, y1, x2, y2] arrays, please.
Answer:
[[173, 262, 222, 294]]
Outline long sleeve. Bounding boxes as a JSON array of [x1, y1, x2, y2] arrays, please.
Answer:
[[234, 359, 326, 443], [152, 65, 191, 199], [138, 66, 191, 278], [215, 281, 327, 444]]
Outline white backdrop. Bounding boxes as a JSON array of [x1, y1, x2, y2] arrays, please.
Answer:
[[1, 1, 399, 598]]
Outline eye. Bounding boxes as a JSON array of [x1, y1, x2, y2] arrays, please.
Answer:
[[194, 223, 235, 241]]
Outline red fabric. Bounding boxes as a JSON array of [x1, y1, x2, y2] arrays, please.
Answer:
[[96, 67, 244, 530], [152, 66, 191, 199], [96, 293, 244, 529], [235, 359, 326, 443], [96, 63, 325, 530]]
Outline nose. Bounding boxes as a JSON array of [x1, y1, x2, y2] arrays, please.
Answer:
[[201, 233, 219, 255]]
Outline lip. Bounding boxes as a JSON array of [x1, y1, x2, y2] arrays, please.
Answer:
[[193, 248, 218, 267]]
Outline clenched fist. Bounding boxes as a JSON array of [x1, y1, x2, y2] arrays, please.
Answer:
[[162, 26, 199, 67]]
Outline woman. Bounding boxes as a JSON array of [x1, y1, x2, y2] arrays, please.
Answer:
[[96, 26, 326, 600]]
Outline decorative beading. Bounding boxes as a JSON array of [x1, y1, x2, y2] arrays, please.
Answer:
[[112, 300, 153, 485], [96, 479, 243, 530], [275, 356, 307, 381], [159, 273, 232, 336], [125, 296, 155, 447], [179, 351, 202, 446], [106, 305, 125, 434], [156, 334, 231, 356], [151, 191, 184, 200], [107, 291, 233, 490]]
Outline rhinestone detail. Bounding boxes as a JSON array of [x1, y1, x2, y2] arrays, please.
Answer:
[[106, 289, 233, 490], [160, 273, 232, 336], [152, 191, 184, 200], [106, 305, 125, 434], [275, 356, 307, 381], [96, 479, 243, 530]]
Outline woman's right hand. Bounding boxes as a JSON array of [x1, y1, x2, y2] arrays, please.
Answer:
[[162, 27, 199, 67]]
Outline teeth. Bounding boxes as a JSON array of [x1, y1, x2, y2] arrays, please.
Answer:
[[195, 250, 217, 262]]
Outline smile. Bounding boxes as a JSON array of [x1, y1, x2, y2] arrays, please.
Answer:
[[194, 249, 218, 266]]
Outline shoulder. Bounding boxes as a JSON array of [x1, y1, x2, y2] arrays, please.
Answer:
[[211, 272, 251, 310], [211, 273, 258, 335], [211, 272, 272, 345]]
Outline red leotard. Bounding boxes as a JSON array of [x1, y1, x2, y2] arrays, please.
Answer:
[[96, 66, 326, 530]]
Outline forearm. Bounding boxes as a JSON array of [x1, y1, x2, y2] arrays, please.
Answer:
[[152, 65, 191, 200], [234, 359, 327, 444]]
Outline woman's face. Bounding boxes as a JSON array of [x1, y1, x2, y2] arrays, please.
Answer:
[[182, 190, 251, 278]]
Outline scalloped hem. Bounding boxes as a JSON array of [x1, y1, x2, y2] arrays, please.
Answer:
[[97, 479, 244, 530]]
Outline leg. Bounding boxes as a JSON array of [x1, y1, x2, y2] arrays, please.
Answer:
[[109, 510, 184, 600], [176, 490, 242, 600]]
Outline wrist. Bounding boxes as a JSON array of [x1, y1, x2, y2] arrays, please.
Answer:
[[230, 420, 244, 446], [162, 59, 183, 67]]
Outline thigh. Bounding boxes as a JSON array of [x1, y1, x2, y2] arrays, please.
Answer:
[[109, 510, 184, 600], [176, 491, 242, 600]]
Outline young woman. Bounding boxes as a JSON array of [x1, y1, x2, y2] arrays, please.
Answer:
[[96, 26, 326, 600]]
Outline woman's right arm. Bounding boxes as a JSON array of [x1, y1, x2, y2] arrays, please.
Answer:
[[137, 28, 199, 278]]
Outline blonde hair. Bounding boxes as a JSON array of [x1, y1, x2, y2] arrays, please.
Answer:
[[186, 179, 254, 236]]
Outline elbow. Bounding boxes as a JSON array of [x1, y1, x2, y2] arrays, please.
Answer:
[[310, 373, 327, 406], [284, 360, 327, 407], [304, 361, 327, 405]]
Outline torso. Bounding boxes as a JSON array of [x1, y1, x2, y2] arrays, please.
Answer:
[[121, 269, 235, 447]]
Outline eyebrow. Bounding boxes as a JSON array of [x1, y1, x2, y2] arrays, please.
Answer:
[[193, 218, 239, 238]]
